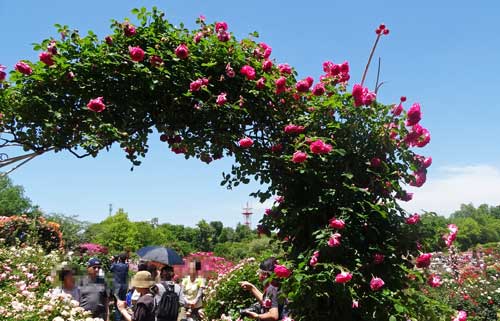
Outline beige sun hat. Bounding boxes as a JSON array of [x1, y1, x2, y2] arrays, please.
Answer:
[[131, 271, 155, 289]]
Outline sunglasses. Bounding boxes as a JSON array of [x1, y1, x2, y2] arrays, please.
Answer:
[[91, 266, 101, 270]]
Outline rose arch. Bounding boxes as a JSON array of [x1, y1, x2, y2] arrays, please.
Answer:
[[0, 7, 450, 320]]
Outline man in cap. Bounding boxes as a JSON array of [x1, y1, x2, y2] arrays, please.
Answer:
[[79, 258, 110, 321]]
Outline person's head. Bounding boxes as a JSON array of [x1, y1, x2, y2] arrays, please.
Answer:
[[118, 253, 127, 263], [147, 263, 158, 280], [258, 257, 277, 282], [131, 271, 154, 295], [138, 262, 148, 271], [188, 261, 197, 280], [59, 267, 76, 289], [160, 265, 174, 281], [86, 258, 101, 278]]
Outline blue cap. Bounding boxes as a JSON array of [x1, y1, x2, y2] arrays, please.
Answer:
[[87, 258, 101, 267]]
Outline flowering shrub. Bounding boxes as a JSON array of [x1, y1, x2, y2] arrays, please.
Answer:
[[177, 251, 234, 278], [424, 247, 500, 321], [0, 243, 101, 321], [0, 8, 446, 320], [0, 215, 63, 251], [204, 258, 260, 320]]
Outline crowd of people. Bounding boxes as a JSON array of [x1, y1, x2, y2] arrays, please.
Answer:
[[54, 254, 205, 321], [54, 255, 287, 321]]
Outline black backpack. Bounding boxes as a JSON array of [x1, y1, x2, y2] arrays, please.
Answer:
[[156, 282, 179, 321]]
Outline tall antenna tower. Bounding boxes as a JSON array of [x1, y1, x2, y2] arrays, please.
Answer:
[[242, 202, 253, 228], [108, 203, 113, 216]]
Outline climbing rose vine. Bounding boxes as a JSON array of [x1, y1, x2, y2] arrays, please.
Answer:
[[0, 10, 447, 320]]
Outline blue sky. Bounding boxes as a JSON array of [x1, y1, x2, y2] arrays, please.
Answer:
[[1, 0, 499, 226]]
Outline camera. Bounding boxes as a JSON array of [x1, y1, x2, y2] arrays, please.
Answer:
[[239, 303, 261, 317]]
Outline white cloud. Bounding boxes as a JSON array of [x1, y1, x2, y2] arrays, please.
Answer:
[[403, 164, 500, 216]]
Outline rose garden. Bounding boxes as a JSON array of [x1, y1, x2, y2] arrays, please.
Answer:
[[0, 7, 499, 321]]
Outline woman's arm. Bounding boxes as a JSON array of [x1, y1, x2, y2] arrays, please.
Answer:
[[239, 281, 263, 302]]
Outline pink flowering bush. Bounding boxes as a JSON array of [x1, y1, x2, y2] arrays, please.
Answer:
[[0, 9, 448, 320], [0, 243, 100, 321], [204, 258, 260, 320]]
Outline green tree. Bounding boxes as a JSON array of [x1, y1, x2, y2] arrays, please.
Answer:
[[90, 209, 139, 252], [0, 175, 33, 216], [45, 213, 90, 249]]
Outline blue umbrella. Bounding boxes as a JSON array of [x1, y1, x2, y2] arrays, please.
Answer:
[[137, 246, 184, 265]]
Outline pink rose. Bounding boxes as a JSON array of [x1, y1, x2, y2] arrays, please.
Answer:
[[352, 84, 376, 107], [406, 103, 422, 126], [406, 213, 420, 225], [335, 272, 352, 283], [392, 103, 403, 116], [373, 253, 385, 264], [189, 78, 208, 92], [225, 63, 235, 78], [370, 277, 385, 291], [47, 40, 57, 54], [329, 218, 345, 229], [284, 124, 305, 134], [416, 253, 432, 268], [270, 143, 283, 153], [105, 36, 113, 45], [295, 77, 313, 93], [452, 310, 467, 321], [15, 61, 32, 75], [256, 77, 266, 90], [278, 63, 292, 74], [275, 76, 287, 90], [240, 65, 256, 80], [238, 137, 254, 148], [292, 151, 308, 163], [0, 65, 6, 82], [194, 32, 203, 43], [150, 55, 163, 66], [323, 61, 334, 73], [124, 23, 136, 36], [87, 97, 106, 112], [274, 264, 292, 278], [124, 24, 136, 36], [215, 21, 228, 32], [309, 251, 320, 267], [444, 224, 458, 247], [312, 83, 325, 96], [216, 92, 228, 106], [404, 124, 430, 147], [217, 31, 231, 42], [427, 274, 442, 288], [310, 139, 332, 154], [262, 60, 273, 72], [275, 196, 284, 203], [260, 43, 272, 59], [175, 44, 189, 59], [39, 52, 54, 66], [370, 157, 382, 168], [423, 156, 432, 168], [398, 191, 413, 202], [129, 46, 145, 62], [410, 170, 427, 187], [352, 300, 359, 309], [327, 233, 341, 247]]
